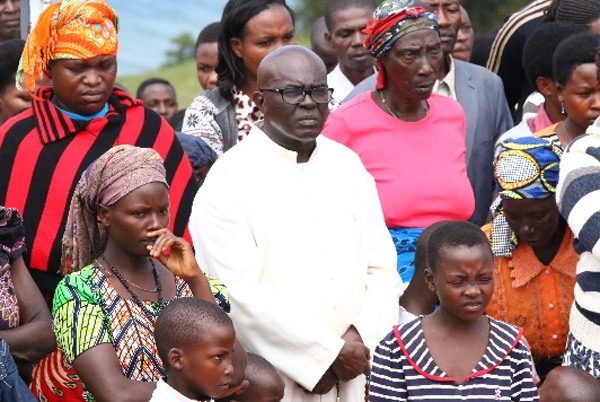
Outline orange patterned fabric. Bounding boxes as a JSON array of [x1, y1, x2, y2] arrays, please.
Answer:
[[18, 0, 118, 93], [483, 223, 578, 360]]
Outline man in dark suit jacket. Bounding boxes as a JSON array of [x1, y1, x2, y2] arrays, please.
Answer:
[[344, 0, 512, 226]]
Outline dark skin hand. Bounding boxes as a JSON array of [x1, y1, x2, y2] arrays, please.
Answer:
[[307, 326, 370, 394], [331, 326, 370, 382], [146, 228, 214, 302], [310, 368, 339, 395]]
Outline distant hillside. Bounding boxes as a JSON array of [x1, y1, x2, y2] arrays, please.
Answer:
[[117, 60, 203, 110], [117, 36, 312, 110]]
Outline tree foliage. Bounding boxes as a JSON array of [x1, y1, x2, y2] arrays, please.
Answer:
[[292, 0, 531, 36], [462, 0, 530, 34], [163, 32, 195, 67]]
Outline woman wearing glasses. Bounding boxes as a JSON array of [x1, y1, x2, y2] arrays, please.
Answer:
[[182, 0, 295, 155], [323, 0, 474, 284]]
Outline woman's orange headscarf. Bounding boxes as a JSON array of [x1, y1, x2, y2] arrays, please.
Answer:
[[17, 0, 118, 93]]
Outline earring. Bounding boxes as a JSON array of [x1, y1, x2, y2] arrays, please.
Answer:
[[561, 102, 565, 115]]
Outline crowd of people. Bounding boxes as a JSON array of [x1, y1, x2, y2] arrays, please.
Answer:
[[1, 0, 600, 400]]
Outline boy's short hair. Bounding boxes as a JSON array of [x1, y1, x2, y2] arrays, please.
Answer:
[[426, 221, 490, 272], [195, 22, 221, 51], [231, 353, 283, 402], [522, 22, 585, 90], [136, 77, 176, 100], [414, 221, 448, 273], [246, 353, 279, 378], [155, 297, 233, 368]]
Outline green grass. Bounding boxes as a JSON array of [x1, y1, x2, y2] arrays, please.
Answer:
[[117, 36, 313, 109], [117, 60, 203, 110]]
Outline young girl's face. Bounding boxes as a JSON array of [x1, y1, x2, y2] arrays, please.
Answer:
[[558, 62, 600, 135], [428, 244, 494, 322]]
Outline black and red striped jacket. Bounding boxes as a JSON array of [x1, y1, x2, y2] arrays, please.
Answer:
[[0, 87, 198, 291]]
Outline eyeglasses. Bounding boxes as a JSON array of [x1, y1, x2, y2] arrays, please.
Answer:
[[260, 87, 334, 105]]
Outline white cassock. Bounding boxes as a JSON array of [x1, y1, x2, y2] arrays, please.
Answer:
[[190, 123, 401, 402]]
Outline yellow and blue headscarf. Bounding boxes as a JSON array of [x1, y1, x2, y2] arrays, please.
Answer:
[[490, 137, 562, 256]]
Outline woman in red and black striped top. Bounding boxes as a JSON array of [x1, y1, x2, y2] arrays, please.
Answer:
[[0, 0, 198, 297]]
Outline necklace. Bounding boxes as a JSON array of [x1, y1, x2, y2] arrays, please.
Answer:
[[558, 119, 581, 147], [379, 89, 428, 120], [101, 255, 163, 320], [99, 256, 159, 292]]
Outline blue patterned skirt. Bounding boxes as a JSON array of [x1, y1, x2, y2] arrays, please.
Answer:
[[388, 227, 424, 283]]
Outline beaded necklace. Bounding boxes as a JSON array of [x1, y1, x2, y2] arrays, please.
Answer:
[[101, 254, 163, 321]]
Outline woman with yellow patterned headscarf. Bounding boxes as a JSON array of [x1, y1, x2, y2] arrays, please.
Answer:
[[18, 0, 118, 94], [16, 0, 118, 116], [0, 1, 201, 401], [484, 136, 578, 379]]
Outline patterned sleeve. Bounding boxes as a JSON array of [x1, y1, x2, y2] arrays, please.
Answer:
[[369, 331, 408, 402], [52, 268, 111, 362], [181, 95, 224, 155], [510, 339, 540, 401], [208, 274, 230, 314], [173, 274, 230, 314], [0, 207, 26, 268]]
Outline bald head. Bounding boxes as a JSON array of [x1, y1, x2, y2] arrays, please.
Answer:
[[254, 45, 330, 162], [258, 45, 327, 88]]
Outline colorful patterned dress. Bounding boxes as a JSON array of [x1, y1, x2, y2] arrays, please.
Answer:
[[32, 265, 229, 401]]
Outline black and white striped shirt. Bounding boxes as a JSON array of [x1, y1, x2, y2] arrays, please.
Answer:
[[369, 317, 539, 401], [557, 124, 600, 354]]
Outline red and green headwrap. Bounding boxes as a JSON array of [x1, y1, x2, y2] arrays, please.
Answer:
[[363, 0, 439, 89]]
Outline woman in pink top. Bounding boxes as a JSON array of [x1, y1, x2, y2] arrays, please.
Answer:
[[323, 0, 474, 283]]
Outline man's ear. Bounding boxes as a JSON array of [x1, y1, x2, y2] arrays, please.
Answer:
[[253, 91, 266, 113], [424, 267, 436, 292], [97, 204, 111, 227], [325, 31, 332, 47], [230, 37, 243, 58], [168, 348, 184, 371]]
